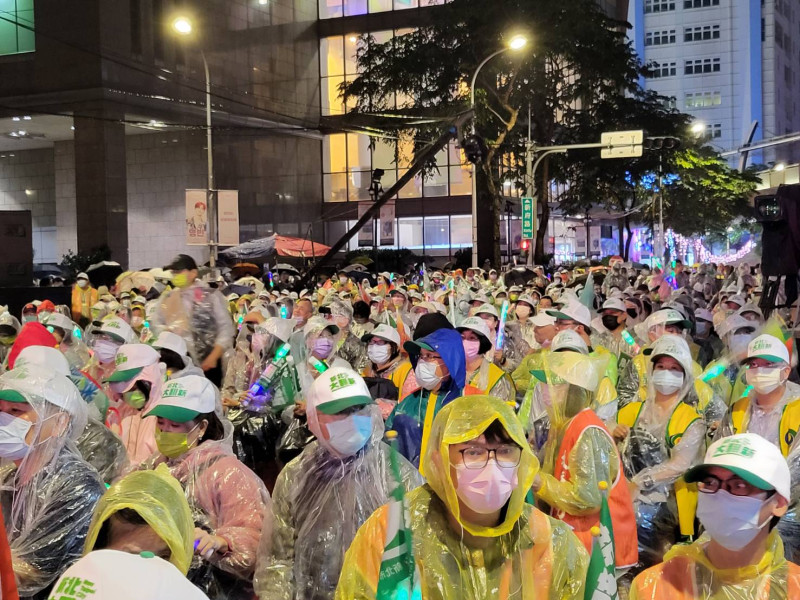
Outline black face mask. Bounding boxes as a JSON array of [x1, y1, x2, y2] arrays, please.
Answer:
[[602, 314, 621, 331], [626, 308, 638, 319]]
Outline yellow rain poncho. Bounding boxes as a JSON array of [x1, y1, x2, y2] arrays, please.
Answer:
[[335, 395, 589, 600], [83, 465, 195, 575], [630, 529, 800, 599]]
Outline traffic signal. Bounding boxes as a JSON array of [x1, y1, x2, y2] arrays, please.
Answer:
[[644, 136, 681, 151], [461, 134, 489, 164]]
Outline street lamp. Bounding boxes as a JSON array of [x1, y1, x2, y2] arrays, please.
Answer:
[[469, 34, 528, 268], [691, 122, 705, 136], [172, 16, 217, 268]]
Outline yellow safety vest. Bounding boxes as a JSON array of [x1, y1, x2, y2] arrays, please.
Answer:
[[731, 395, 800, 457], [618, 399, 701, 537]]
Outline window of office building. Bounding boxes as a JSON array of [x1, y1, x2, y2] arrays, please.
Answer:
[[704, 123, 722, 138], [319, 0, 446, 19], [337, 214, 472, 255], [684, 58, 721, 75], [647, 61, 677, 78], [644, 0, 675, 12], [0, 0, 34, 55], [685, 91, 722, 108], [645, 29, 677, 46], [684, 25, 720, 42], [684, 0, 719, 7]]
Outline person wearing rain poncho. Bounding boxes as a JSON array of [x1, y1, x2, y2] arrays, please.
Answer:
[[83, 316, 136, 401], [254, 367, 422, 600], [614, 334, 707, 568], [631, 433, 800, 600], [83, 466, 195, 574], [457, 316, 515, 404], [0, 363, 104, 599], [42, 312, 90, 370], [386, 327, 466, 469], [0, 312, 20, 369], [141, 375, 271, 600], [327, 298, 369, 372], [531, 349, 638, 570], [296, 316, 351, 396], [715, 334, 800, 563], [153, 331, 205, 380], [335, 395, 589, 599], [359, 324, 414, 417], [105, 343, 166, 467]]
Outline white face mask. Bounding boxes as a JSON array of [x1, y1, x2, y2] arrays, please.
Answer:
[[455, 460, 518, 514], [745, 367, 785, 395], [131, 316, 144, 328], [730, 333, 754, 357], [651, 369, 684, 395], [515, 305, 531, 320], [696, 490, 772, 551], [0, 412, 32, 460], [695, 321, 710, 337], [415, 360, 443, 390], [339, 277, 348, 285], [77, 280, 88, 289], [93, 339, 120, 364], [367, 344, 392, 365], [324, 414, 372, 456]]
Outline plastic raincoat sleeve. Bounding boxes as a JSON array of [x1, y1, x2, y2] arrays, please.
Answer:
[[616, 359, 640, 409], [490, 372, 516, 405], [537, 428, 620, 516], [6, 452, 104, 597], [632, 420, 705, 490], [221, 347, 252, 401], [75, 418, 129, 484]]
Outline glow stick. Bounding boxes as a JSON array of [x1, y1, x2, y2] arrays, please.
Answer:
[[621, 330, 640, 354], [495, 300, 510, 350]]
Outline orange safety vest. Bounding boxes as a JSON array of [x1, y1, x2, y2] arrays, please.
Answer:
[[553, 408, 639, 568], [71, 285, 97, 321]]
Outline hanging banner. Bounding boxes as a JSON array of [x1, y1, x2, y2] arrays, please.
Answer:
[[358, 202, 374, 247], [186, 189, 209, 246], [217, 190, 240, 247], [379, 201, 395, 246]]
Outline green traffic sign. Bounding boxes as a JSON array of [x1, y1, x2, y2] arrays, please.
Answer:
[[522, 197, 534, 238]]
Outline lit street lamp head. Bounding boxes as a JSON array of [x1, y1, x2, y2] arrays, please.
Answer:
[[508, 35, 528, 51], [691, 122, 705, 135], [172, 16, 193, 35]]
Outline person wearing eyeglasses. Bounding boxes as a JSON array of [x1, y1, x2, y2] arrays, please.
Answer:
[[336, 395, 589, 600], [630, 433, 800, 599]]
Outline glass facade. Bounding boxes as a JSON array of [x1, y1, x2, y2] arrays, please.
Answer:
[[0, 0, 34, 56], [319, 0, 446, 20]]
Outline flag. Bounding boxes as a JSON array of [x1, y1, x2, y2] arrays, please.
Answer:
[[579, 272, 594, 310], [584, 482, 617, 600], [376, 432, 420, 600]]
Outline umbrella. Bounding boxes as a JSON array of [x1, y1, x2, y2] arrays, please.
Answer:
[[117, 271, 156, 293], [345, 264, 368, 272], [222, 284, 253, 297], [503, 267, 535, 287], [34, 263, 66, 280], [220, 234, 332, 261], [231, 263, 261, 278], [349, 255, 374, 266], [86, 261, 123, 287], [272, 263, 299, 274], [274, 235, 331, 258], [235, 276, 265, 294]]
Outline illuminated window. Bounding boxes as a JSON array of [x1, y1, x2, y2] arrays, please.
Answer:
[[0, 0, 34, 55], [322, 0, 448, 18]]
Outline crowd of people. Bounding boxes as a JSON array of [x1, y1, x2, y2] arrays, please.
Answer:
[[0, 252, 797, 599]]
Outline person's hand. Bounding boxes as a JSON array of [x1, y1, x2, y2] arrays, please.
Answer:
[[222, 395, 240, 408], [532, 474, 543, 493], [293, 401, 306, 417], [494, 350, 504, 364], [627, 480, 639, 498], [612, 424, 630, 442], [194, 528, 228, 560], [201, 355, 219, 371]]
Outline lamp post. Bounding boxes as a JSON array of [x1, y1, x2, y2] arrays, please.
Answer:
[[469, 34, 528, 268], [172, 16, 217, 268]]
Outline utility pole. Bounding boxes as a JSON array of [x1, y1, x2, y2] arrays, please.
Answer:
[[525, 103, 534, 266]]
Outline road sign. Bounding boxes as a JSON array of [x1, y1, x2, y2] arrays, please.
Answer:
[[600, 129, 644, 159], [522, 197, 534, 238]]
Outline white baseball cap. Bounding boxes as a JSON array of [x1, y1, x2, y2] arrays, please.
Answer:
[[694, 308, 713, 322], [145, 375, 216, 423], [92, 317, 134, 344], [456, 317, 494, 355], [44, 312, 75, 333], [152, 332, 189, 357], [49, 550, 209, 600], [601, 297, 627, 313], [106, 344, 160, 383], [716, 314, 754, 338], [746, 334, 790, 365], [546, 302, 592, 328], [685, 433, 791, 501], [726, 295, 747, 307], [551, 330, 589, 354], [645, 308, 691, 331], [531, 312, 557, 328], [303, 316, 340, 338], [261, 317, 295, 344], [307, 367, 374, 415], [15, 345, 70, 376], [77, 272, 89, 281], [473, 303, 499, 319], [361, 323, 401, 347]]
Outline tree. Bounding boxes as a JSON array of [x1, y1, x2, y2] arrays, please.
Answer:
[[341, 0, 668, 266]]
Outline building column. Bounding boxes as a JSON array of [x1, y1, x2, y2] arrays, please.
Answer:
[[73, 107, 128, 266]]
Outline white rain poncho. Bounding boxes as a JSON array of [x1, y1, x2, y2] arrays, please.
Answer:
[[0, 364, 104, 598], [254, 398, 422, 600]]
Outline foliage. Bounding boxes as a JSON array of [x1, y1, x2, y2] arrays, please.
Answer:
[[341, 0, 673, 265], [453, 247, 473, 271], [60, 246, 112, 279]]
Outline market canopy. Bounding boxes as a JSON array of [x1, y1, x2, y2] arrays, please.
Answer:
[[220, 234, 331, 261]]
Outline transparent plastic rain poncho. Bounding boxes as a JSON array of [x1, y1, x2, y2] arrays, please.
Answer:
[[75, 417, 129, 484], [618, 335, 706, 568], [151, 284, 234, 364], [0, 365, 104, 598], [629, 529, 800, 600], [328, 299, 369, 372], [140, 386, 271, 600], [83, 464, 195, 574], [254, 403, 422, 600], [335, 395, 589, 600]]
